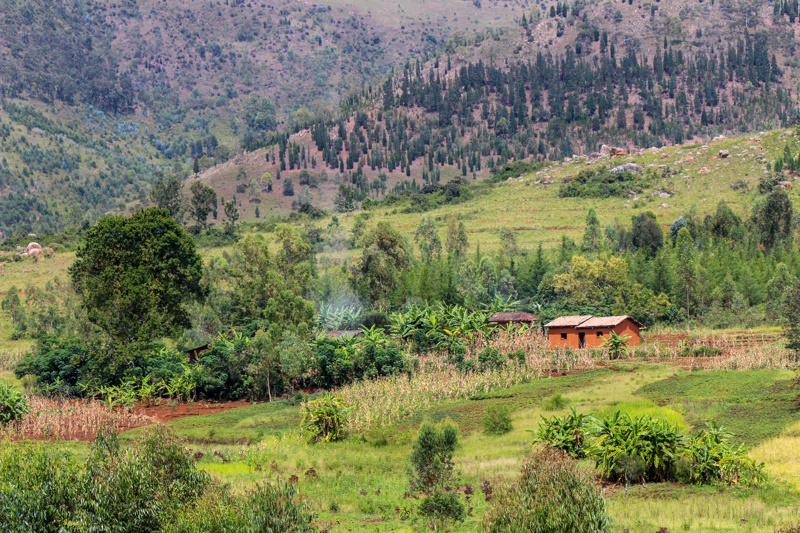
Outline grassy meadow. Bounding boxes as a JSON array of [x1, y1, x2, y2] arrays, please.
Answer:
[[112, 364, 799, 532]]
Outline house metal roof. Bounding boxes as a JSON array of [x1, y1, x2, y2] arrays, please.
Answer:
[[543, 315, 593, 328], [576, 316, 642, 328]]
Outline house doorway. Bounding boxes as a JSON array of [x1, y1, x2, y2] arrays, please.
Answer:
[[579, 332, 586, 349]]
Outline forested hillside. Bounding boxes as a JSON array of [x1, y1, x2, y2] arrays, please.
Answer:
[[2, 0, 800, 235]]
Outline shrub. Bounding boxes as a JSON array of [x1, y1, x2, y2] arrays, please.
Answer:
[[532, 407, 592, 458], [599, 331, 630, 359], [0, 382, 29, 426], [0, 426, 209, 532], [559, 167, 645, 199], [409, 422, 465, 531], [584, 411, 686, 482], [76, 427, 209, 530], [542, 392, 566, 411], [169, 481, 316, 533], [15, 336, 89, 396], [483, 405, 513, 435], [301, 393, 349, 442], [0, 446, 78, 532], [483, 447, 608, 533]]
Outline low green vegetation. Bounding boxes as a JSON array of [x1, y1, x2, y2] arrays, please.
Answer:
[[0, 382, 27, 426], [0, 426, 316, 532], [483, 447, 608, 533]]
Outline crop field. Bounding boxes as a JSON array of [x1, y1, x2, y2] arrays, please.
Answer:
[[100, 362, 800, 531], [2, 348, 798, 531]]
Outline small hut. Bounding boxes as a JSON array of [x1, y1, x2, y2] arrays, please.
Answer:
[[544, 315, 642, 349], [488, 311, 539, 329]]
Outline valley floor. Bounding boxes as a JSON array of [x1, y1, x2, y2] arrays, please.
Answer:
[[110, 363, 800, 532]]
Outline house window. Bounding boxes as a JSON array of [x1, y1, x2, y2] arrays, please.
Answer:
[[560, 333, 567, 340], [597, 332, 603, 337]]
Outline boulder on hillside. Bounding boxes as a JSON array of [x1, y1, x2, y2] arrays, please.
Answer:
[[611, 147, 628, 156], [779, 181, 793, 189], [611, 163, 642, 174], [27, 242, 42, 253], [718, 150, 730, 158]]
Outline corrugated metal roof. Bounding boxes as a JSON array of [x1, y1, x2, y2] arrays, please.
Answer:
[[576, 316, 642, 328], [543, 315, 593, 328], [488, 312, 539, 323]]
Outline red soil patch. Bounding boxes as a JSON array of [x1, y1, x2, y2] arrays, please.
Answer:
[[132, 400, 252, 423]]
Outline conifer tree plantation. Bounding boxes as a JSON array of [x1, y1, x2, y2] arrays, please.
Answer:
[[3, 0, 800, 531]]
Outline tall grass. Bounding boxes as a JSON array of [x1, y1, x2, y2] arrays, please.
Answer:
[[337, 332, 600, 432], [0, 350, 25, 372]]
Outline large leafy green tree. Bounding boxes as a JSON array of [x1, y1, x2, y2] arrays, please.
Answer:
[[752, 190, 795, 251], [70, 208, 204, 374], [631, 211, 663, 256], [189, 181, 217, 228], [352, 222, 410, 306]]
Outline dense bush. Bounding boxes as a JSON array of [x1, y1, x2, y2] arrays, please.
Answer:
[[167, 482, 316, 533], [483, 405, 513, 435], [15, 336, 90, 396], [559, 167, 645, 198], [532, 407, 592, 458], [0, 426, 209, 532], [0, 382, 29, 426], [534, 410, 765, 486], [483, 447, 608, 533], [311, 334, 405, 389], [0, 425, 317, 532], [301, 393, 349, 442]]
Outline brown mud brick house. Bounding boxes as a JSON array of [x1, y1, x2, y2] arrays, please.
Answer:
[[543, 315, 593, 349], [487, 311, 539, 329], [544, 315, 642, 349]]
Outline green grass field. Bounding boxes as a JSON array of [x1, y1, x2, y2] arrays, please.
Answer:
[[113, 365, 800, 532]]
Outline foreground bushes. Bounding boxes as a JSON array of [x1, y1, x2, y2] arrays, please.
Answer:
[[0, 426, 315, 532], [0, 382, 28, 426], [533, 409, 765, 486], [483, 447, 608, 533]]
